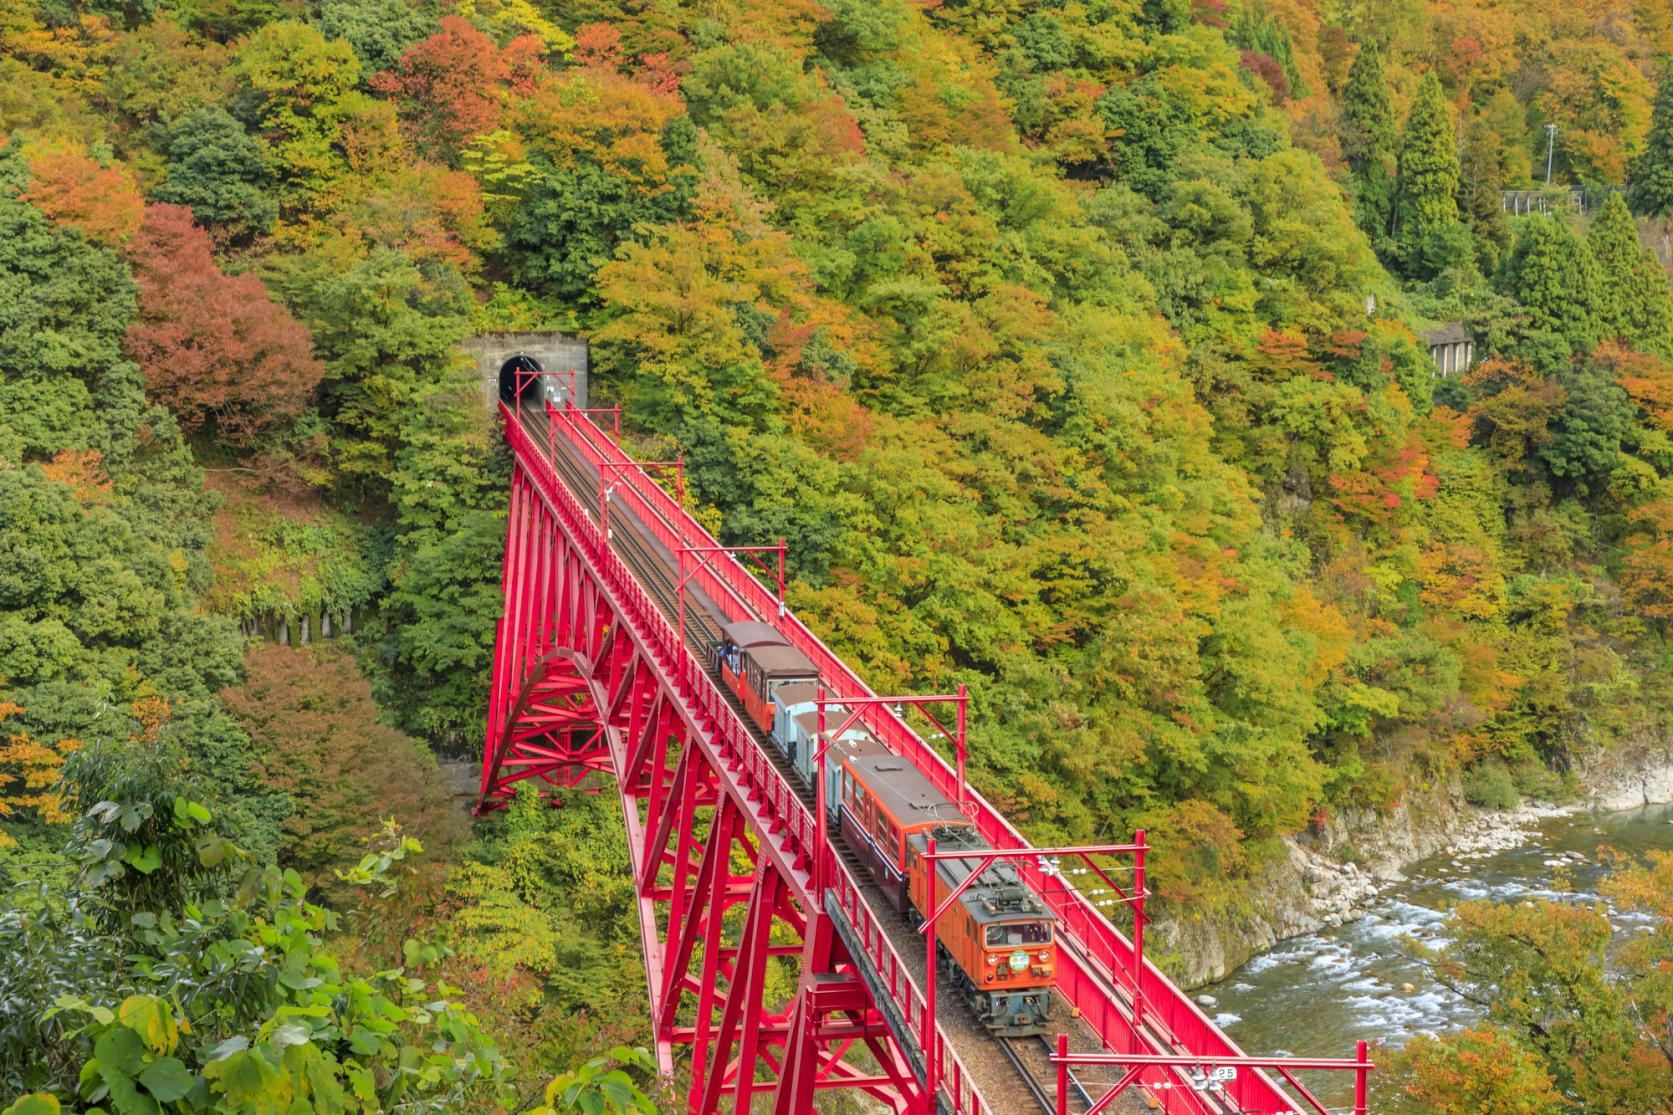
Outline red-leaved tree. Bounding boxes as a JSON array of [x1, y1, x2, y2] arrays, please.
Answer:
[[372, 16, 543, 158], [124, 204, 322, 446]]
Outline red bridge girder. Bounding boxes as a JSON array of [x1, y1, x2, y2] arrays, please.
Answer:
[[481, 409, 931, 1112], [482, 400, 1350, 1115]]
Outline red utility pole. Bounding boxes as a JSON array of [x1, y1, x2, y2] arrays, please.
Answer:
[[924, 831, 939, 1112], [809, 685, 971, 1110], [917, 836, 1149, 1115], [568, 403, 622, 442]]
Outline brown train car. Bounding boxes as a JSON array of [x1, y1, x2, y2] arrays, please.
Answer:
[[906, 825, 1057, 1035], [737, 644, 816, 734], [713, 621, 818, 735], [838, 754, 974, 913], [714, 621, 787, 693]]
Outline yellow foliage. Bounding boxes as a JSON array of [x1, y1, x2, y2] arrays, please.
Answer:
[[450, 0, 571, 53], [0, 703, 78, 828], [514, 68, 683, 189]]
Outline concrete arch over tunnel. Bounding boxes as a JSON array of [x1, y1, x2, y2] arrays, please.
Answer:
[[465, 331, 590, 413]]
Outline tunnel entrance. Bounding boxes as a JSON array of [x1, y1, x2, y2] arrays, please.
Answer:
[[498, 354, 544, 404]]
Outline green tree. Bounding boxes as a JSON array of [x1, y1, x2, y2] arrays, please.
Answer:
[[1395, 73, 1464, 276], [1542, 361, 1633, 493], [0, 159, 134, 415], [1459, 122, 1512, 269], [314, 0, 433, 75], [1341, 42, 1397, 245], [1630, 66, 1673, 217], [152, 107, 277, 240], [266, 244, 473, 494], [1502, 216, 1603, 352], [231, 21, 361, 204], [502, 154, 693, 304], [1588, 191, 1673, 353]]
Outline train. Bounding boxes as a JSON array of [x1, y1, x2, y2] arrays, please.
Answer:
[[711, 621, 1057, 1036]]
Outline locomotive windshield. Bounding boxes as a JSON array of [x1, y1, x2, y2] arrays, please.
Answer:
[[985, 921, 1052, 947]]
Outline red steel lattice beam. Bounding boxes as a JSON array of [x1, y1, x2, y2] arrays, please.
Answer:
[[483, 399, 1374, 1115], [479, 407, 922, 1113]]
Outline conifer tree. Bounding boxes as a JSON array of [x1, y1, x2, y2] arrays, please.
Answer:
[[1630, 67, 1673, 217], [1504, 216, 1604, 352], [1395, 73, 1464, 274], [1460, 123, 1512, 263], [1588, 191, 1673, 353], [1342, 42, 1397, 244]]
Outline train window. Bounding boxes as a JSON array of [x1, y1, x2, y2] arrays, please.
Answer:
[[984, 922, 1052, 947]]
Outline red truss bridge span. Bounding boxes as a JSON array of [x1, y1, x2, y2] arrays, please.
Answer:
[[480, 396, 1372, 1114]]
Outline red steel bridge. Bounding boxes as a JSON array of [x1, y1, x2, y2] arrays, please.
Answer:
[[479, 392, 1372, 1114]]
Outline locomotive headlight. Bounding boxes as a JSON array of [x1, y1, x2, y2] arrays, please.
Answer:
[[1036, 951, 1049, 961], [986, 955, 997, 965]]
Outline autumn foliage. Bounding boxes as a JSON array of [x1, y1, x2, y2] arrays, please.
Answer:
[[220, 643, 459, 876], [124, 203, 322, 446], [372, 16, 544, 158], [20, 144, 144, 246], [0, 702, 78, 846]]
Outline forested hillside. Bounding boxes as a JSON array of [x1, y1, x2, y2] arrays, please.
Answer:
[[6, 0, 1673, 1108]]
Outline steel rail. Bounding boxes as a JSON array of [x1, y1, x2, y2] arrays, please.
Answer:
[[506, 402, 996, 1113], [540, 400, 1312, 1115]]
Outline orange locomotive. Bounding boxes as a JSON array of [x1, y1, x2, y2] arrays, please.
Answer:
[[714, 622, 1057, 1036], [841, 755, 1057, 1036]]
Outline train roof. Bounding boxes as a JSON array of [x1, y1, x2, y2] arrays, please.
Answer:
[[792, 710, 884, 747], [722, 621, 789, 649], [845, 755, 968, 829], [747, 643, 817, 677], [908, 827, 1057, 926], [796, 713, 890, 756], [774, 682, 821, 709]]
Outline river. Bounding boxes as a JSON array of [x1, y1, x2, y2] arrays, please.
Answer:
[[1203, 799, 1673, 1105]]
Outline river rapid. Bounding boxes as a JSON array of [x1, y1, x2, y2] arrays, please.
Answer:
[[1202, 800, 1673, 1104]]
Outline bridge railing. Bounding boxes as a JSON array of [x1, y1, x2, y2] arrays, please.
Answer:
[[544, 402, 1303, 1115], [508, 403, 993, 1115]]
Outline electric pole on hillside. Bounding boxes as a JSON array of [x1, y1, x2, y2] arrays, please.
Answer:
[[1545, 123, 1558, 185]]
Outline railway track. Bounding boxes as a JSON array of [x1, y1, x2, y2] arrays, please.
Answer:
[[522, 403, 1155, 1115], [998, 1035, 1094, 1115]]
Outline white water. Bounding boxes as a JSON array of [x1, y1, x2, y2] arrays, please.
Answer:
[[1205, 801, 1673, 1101]]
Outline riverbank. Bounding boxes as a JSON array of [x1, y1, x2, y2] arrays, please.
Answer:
[[1203, 796, 1673, 1103], [1157, 745, 1673, 987]]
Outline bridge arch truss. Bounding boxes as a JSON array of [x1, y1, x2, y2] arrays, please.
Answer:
[[481, 400, 1357, 1114]]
